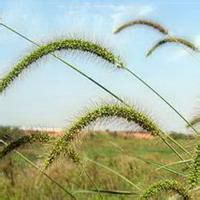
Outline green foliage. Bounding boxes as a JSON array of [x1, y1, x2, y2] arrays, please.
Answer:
[[114, 19, 168, 34], [146, 37, 198, 57], [45, 103, 162, 168], [0, 39, 125, 93], [0, 133, 50, 159], [0, 134, 196, 200], [1, 19, 199, 199], [140, 179, 191, 200], [0, 126, 24, 143], [189, 145, 200, 189]]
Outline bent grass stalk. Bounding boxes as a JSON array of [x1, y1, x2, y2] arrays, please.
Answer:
[[0, 21, 199, 199], [113, 19, 168, 35], [0, 133, 50, 159], [139, 179, 191, 200], [188, 145, 200, 189], [0, 23, 128, 108], [55, 142, 141, 194], [0, 38, 124, 93], [0, 138, 76, 199], [0, 22, 190, 159], [113, 19, 197, 155], [114, 19, 199, 137], [45, 103, 187, 169], [146, 37, 198, 57], [0, 22, 195, 195]]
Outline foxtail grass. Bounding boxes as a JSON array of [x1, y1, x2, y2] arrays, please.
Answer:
[[0, 38, 124, 93], [113, 19, 199, 136], [188, 145, 200, 189], [146, 37, 198, 57], [113, 19, 168, 35], [0, 22, 193, 156], [44, 103, 187, 169], [140, 179, 191, 200], [0, 22, 196, 197], [0, 133, 50, 159], [0, 138, 76, 199]]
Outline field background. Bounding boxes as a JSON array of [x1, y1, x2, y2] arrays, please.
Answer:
[[0, 128, 199, 200]]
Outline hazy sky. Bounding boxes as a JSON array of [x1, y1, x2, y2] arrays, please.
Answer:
[[0, 0, 200, 133]]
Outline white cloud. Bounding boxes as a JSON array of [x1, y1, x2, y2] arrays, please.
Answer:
[[110, 4, 156, 28], [138, 5, 155, 17], [61, 2, 156, 31]]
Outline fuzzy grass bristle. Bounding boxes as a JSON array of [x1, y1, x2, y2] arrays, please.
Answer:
[[0, 133, 50, 159], [188, 144, 200, 189], [114, 19, 168, 35], [0, 39, 125, 93], [146, 37, 198, 57], [44, 103, 162, 168], [140, 179, 191, 200]]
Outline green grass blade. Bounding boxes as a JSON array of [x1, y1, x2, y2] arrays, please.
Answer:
[[73, 189, 138, 195], [85, 157, 142, 191], [136, 156, 188, 177], [0, 139, 76, 199]]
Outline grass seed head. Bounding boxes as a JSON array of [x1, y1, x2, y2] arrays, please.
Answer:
[[147, 37, 198, 57], [140, 179, 191, 200], [45, 103, 161, 168], [0, 133, 50, 159], [0, 39, 125, 93], [188, 144, 200, 189], [114, 19, 168, 35]]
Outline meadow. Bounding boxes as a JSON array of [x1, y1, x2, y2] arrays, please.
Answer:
[[0, 127, 199, 200], [1, 15, 200, 199]]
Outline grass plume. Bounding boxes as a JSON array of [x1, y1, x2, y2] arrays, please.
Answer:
[[0, 38, 125, 93], [147, 37, 198, 57], [1, 23, 197, 146], [45, 103, 162, 168], [140, 179, 191, 200], [188, 145, 200, 189], [0, 133, 50, 159], [114, 19, 168, 35]]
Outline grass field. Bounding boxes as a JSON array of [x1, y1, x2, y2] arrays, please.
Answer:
[[0, 131, 199, 200]]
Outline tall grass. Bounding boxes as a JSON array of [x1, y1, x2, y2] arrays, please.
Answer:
[[114, 18, 199, 136], [1, 22, 193, 152], [140, 179, 191, 200], [146, 37, 198, 57], [189, 144, 200, 189], [0, 133, 50, 159], [0, 38, 124, 93], [45, 102, 193, 172], [45, 103, 162, 168], [0, 23, 128, 106], [113, 19, 168, 35], [0, 16, 199, 199]]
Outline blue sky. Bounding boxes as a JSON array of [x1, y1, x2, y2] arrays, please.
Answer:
[[0, 0, 200, 132]]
